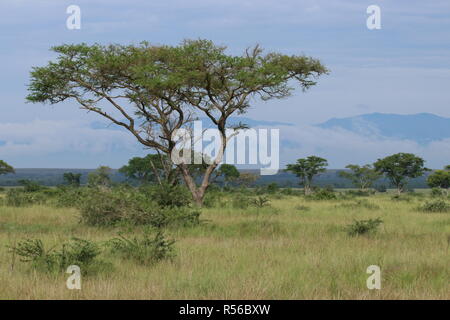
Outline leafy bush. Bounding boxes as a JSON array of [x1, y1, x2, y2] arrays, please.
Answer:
[[250, 196, 271, 208], [18, 179, 44, 192], [4, 189, 47, 207], [430, 188, 445, 198], [418, 199, 450, 213], [308, 188, 337, 200], [108, 231, 175, 266], [9, 238, 109, 275], [143, 183, 191, 208], [346, 218, 383, 236], [53, 186, 92, 208], [78, 188, 200, 228]]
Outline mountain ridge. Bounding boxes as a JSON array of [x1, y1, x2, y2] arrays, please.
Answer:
[[317, 112, 450, 143]]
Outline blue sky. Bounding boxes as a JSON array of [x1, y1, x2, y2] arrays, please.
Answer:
[[0, 0, 450, 168]]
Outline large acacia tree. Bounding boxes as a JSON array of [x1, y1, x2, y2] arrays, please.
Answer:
[[26, 40, 327, 205]]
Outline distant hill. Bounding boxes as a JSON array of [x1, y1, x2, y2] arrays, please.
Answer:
[[317, 113, 450, 144]]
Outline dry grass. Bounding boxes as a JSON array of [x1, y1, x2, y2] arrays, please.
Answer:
[[0, 194, 449, 299]]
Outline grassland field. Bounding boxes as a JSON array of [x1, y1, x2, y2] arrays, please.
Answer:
[[0, 190, 448, 300]]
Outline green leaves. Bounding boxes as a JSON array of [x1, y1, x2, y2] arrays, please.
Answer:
[[373, 153, 429, 193], [0, 160, 14, 176]]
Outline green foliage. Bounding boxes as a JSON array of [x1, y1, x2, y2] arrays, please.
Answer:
[[346, 218, 383, 236], [374, 153, 429, 194], [18, 179, 43, 192], [144, 183, 191, 208], [307, 188, 336, 200], [338, 164, 381, 191], [63, 172, 82, 187], [236, 172, 259, 187], [78, 187, 200, 228], [0, 160, 15, 176], [286, 156, 328, 194], [418, 200, 450, 213], [430, 188, 445, 198], [427, 166, 450, 195], [9, 238, 108, 275], [26, 40, 327, 205], [108, 231, 175, 266], [5, 189, 47, 207], [216, 164, 240, 186], [119, 154, 175, 185], [87, 166, 112, 188], [250, 196, 271, 208]]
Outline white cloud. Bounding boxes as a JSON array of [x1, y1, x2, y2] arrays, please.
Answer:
[[277, 124, 450, 169]]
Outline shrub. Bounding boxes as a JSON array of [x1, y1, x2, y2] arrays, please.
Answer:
[[346, 218, 383, 236], [53, 186, 92, 208], [108, 231, 175, 266], [18, 179, 44, 192], [78, 188, 200, 228], [430, 188, 445, 198], [418, 199, 450, 213], [5, 189, 47, 207], [143, 183, 191, 208], [9, 238, 109, 275], [308, 188, 337, 200], [250, 196, 271, 208]]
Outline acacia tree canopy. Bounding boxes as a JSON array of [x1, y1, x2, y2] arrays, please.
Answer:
[[339, 164, 381, 191], [373, 153, 429, 194], [0, 160, 15, 176], [26, 39, 327, 205], [285, 156, 328, 195]]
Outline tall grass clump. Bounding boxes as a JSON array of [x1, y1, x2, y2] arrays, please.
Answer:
[[346, 218, 383, 236], [9, 238, 110, 275], [418, 199, 450, 213], [107, 231, 175, 266]]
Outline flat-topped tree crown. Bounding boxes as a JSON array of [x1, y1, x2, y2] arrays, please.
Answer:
[[26, 39, 327, 205]]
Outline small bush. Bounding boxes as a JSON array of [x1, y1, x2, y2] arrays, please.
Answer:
[[430, 188, 445, 198], [346, 218, 383, 236], [308, 188, 337, 200], [250, 196, 271, 208], [5, 189, 47, 207], [108, 231, 175, 266], [143, 183, 191, 208], [9, 238, 109, 275], [418, 200, 450, 213], [78, 188, 200, 228], [18, 180, 44, 192]]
